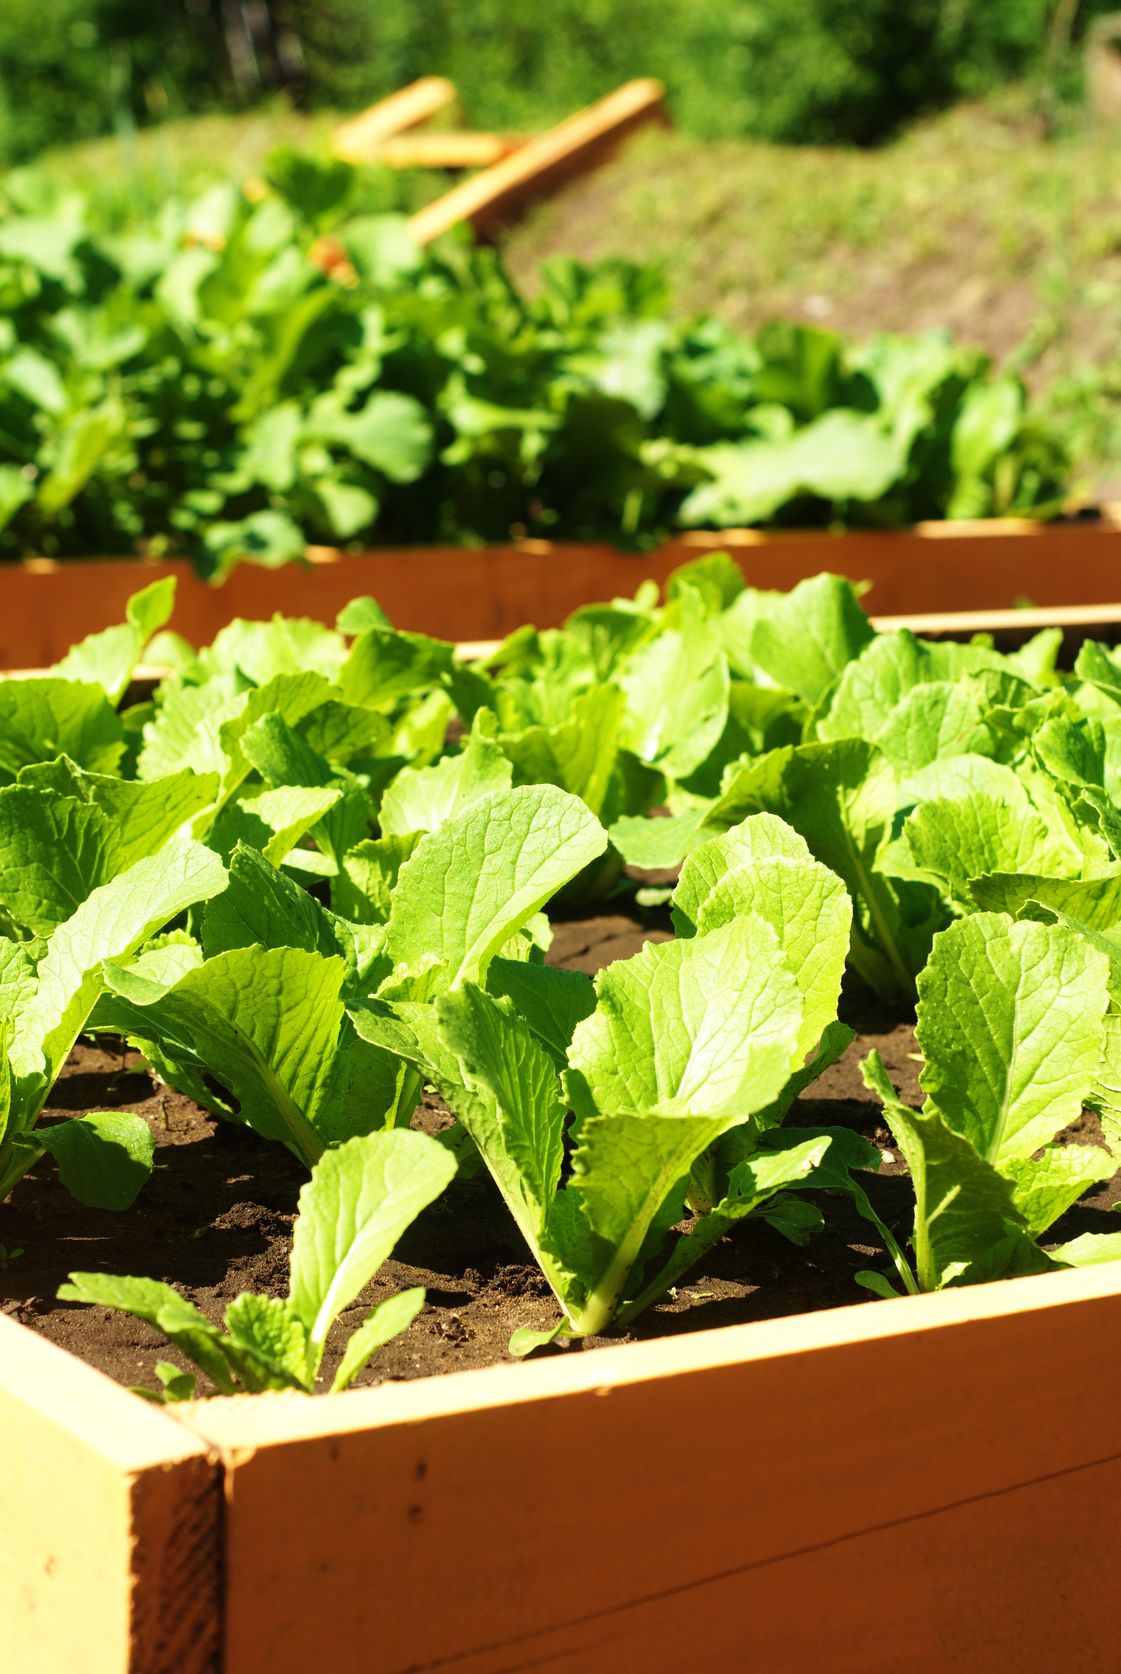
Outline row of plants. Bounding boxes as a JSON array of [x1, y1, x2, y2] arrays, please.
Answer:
[[0, 160, 1071, 574], [4, 557, 1121, 1395]]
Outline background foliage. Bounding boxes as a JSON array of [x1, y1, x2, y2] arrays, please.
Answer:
[[0, 0, 1113, 166]]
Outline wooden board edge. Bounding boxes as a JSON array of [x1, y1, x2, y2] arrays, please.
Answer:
[[0, 1315, 222, 1674], [182, 1264, 1121, 1674], [0, 1312, 211, 1471], [179, 1260, 1121, 1453]]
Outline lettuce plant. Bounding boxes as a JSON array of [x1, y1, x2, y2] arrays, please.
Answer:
[[358, 813, 862, 1348], [58, 1128, 455, 1399], [860, 914, 1117, 1294], [0, 839, 227, 1206], [95, 786, 609, 1165]]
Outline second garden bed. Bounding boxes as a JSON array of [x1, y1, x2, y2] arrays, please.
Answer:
[[7, 510, 1121, 668]]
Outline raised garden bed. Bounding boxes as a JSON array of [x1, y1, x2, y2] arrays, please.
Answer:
[[5, 510, 1121, 667], [6, 905, 1121, 1673], [7, 569, 1121, 1674]]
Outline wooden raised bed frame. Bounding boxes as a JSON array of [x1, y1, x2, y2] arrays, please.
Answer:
[[5, 570, 1121, 1670], [5, 511, 1121, 669], [5, 1264, 1121, 1673]]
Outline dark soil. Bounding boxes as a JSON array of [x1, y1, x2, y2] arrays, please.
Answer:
[[3, 909, 1118, 1398]]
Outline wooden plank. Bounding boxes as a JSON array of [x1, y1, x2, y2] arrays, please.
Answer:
[[183, 1264, 1121, 1674], [0, 1314, 220, 1674], [6, 517, 1121, 667], [408, 79, 668, 243], [331, 78, 457, 165], [372, 132, 525, 170]]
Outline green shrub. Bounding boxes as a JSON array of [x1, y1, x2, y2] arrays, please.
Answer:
[[3, 0, 1119, 167]]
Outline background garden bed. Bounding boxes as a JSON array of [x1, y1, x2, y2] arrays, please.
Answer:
[[6, 511, 1121, 668]]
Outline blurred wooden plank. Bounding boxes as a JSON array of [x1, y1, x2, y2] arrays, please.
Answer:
[[332, 78, 457, 164], [0, 1315, 220, 1674], [374, 132, 525, 169], [6, 517, 1121, 666], [409, 79, 668, 243], [184, 1264, 1121, 1674]]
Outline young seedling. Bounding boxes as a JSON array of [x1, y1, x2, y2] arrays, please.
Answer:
[[58, 1127, 455, 1399]]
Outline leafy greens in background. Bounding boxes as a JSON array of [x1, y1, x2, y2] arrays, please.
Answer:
[[0, 161, 1069, 574]]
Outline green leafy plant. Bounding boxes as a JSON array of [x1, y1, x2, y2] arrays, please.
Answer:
[[0, 166, 1069, 571], [355, 812, 862, 1349], [0, 837, 226, 1205], [860, 914, 1117, 1294], [58, 1127, 456, 1398]]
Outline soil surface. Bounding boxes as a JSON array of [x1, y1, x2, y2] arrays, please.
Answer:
[[4, 908, 1118, 1397]]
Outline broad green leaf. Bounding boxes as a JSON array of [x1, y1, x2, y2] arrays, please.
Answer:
[[484, 958, 596, 1064], [817, 631, 1001, 744], [437, 985, 568, 1238], [672, 814, 851, 1060], [1048, 1231, 1121, 1267], [35, 1110, 155, 1209], [57, 1273, 237, 1394], [308, 390, 431, 481], [10, 838, 228, 1097], [52, 579, 176, 703], [0, 789, 117, 936], [223, 1294, 310, 1389], [970, 871, 1121, 933], [874, 682, 994, 774], [681, 411, 902, 526], [208, 784, 341, 866], [334, 834, 419, 926], [381, 787, 607, 996], [100, 945, 396, 1165], [0, 772, 220, 936], [330, 1287, 426, 1392], [499, 685, 627, 820], [288, 1130, 454, 1369], [567, 1113, 728, 1331], [1001, 1146, 1116, 1238], [916, 915, 1110, 1164], [862, 1051, 1049, 1292], [711, 738, 935, 999], [619, 600, 729, 778], [379, 718, 513, 836], [900, 793, 1070, 912], [206, 615, 348, 686], [0, 679, 123, 784], [565, 916, 804, 1119], [201, 843, 341, 962], [339, 626, 454, 712], [609, 809, 710, 870], [747, 574, 873, 706], [16, 762, 219, 869]]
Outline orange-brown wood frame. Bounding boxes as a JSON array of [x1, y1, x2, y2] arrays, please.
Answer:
[[4, 1266, 1121, 1672], [5, 513, 1121, 668]]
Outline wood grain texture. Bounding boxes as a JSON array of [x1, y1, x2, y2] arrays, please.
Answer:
[[408, 80, 668, 243], [0, 1316, 221, 1674], [331, 79, 457, 163], [6, 516, 1121, 666], [183, 1264, 1121, 1674]]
